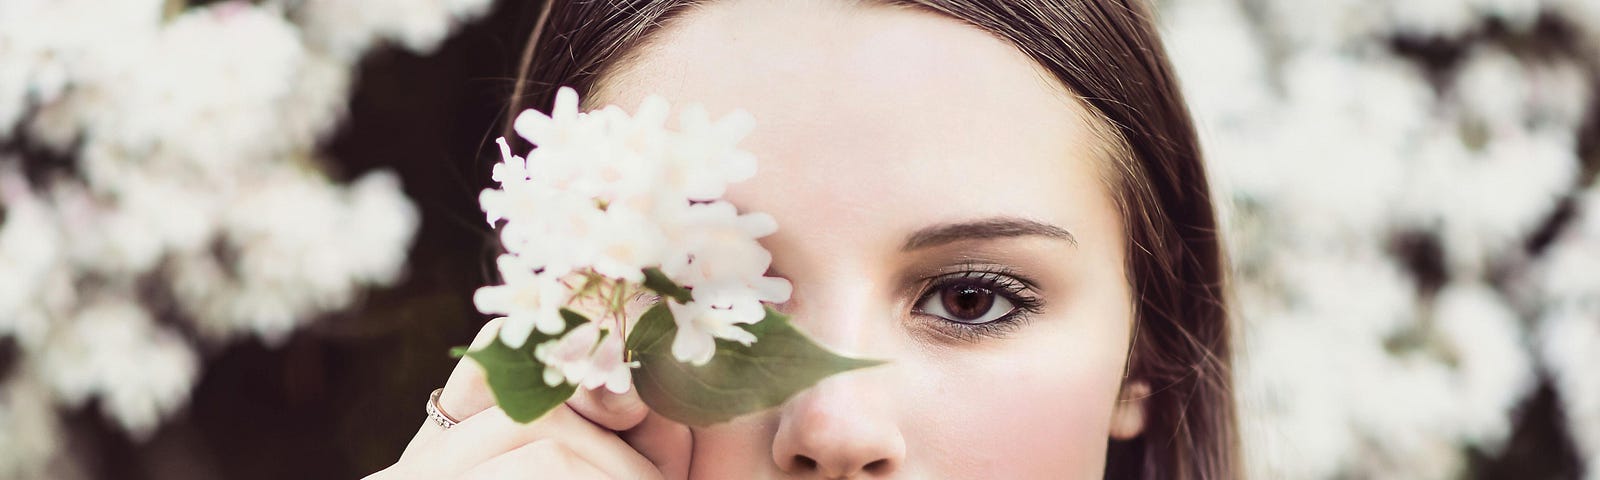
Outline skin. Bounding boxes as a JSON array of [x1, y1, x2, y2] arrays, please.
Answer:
[[371, 1, 1149, 478]]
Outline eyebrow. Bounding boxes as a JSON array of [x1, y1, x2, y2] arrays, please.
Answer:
[[901, 217, 1078, 251]]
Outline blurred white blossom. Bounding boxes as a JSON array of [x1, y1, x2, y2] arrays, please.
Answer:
[[1533, 189, 1600, 478], [0, 375, 71, 480], [38, 298, 199, 439], [1164, 0, 1598, 477], [0, 0, 485, 475], [172, 168, 419, 343], [290, 0, 494, 61]]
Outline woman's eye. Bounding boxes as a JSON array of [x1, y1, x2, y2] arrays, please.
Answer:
[[916, 282, 1018, 324]]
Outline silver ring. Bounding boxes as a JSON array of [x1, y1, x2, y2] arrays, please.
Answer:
[[426, 388, 460, 430]]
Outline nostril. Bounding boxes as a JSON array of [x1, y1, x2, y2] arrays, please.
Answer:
[[864, 459, 892, 473], [792, 455, 818, 471]]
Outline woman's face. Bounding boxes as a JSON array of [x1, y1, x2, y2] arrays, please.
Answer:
[[594, 1, 1145, 477]]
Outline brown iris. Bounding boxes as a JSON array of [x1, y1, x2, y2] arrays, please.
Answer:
[[939, 284, 996, 322]]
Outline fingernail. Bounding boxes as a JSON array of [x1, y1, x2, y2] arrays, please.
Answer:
[[602, 388, 646, 415], [470, 318, 505, 350]]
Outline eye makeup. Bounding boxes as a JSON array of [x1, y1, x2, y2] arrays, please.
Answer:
[[909, 262, 1046, 343]]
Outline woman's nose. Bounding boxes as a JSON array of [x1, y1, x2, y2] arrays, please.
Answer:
[[770, 372, 907, 478]]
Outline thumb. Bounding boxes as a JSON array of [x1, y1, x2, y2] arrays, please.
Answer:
[[568, 387, 692, 479], [567, 385, 649, 431]]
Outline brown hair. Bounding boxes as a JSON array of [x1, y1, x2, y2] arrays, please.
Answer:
[[503, 1, 1237, 478]]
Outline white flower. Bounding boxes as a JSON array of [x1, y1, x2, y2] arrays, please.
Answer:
[[292, 0, 494, 61], [172, 168, 420, 344], [535, 322, 600, 387], [658, 202, 791, 306], [1539, 308, 1600, 476], [581, 326, 637, 394], [512, 91, 669, 207], [0, 375, 66, 479], [652, 202, 789, 366], [1162, 0, 1600, 476], [1454, 47, 1532, 131], [488, 86, 789, 368], [586, 207, 668, 283], [484, 188, 603, 280], [490, 137, 532, 186], [0, 0, 164, 139], [73, 3, 307, 176], [1431, 283, 1537, 447], [38, 298, 199, 440], [666, 284, 771, 366], [475, 255, 574, 346], [533, 322, 637, 394], [511, 87, 758, 205], [0, 168, 62, 338], [1387, 0, 1479, 38], [343, 170, 423, 284], [1533, 191, 1600, 474], [659, 105, 757, 201], [1397, 126, 1577, 274], [0, 0, 463, 468], [512, 86, 582, 144]]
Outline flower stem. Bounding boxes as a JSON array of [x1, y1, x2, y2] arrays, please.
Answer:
[[617, 311, 631, 363], [609, 282, 632, 363]]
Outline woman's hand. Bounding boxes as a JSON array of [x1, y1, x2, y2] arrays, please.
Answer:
[[366, 319, 693, 479]]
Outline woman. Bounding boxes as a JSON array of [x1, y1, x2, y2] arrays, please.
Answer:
[[371, 0, 1235, 477]]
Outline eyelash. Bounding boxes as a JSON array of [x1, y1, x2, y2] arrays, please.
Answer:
[[911, 266, 1044, 341], [639, 267, 1041, 342]]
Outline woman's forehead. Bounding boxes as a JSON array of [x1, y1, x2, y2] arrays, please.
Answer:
[[593, 0, 1097, 150], [591, 0, 1118, 251]]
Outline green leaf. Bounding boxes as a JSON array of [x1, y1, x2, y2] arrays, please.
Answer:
[[641, 267, 693, 304], [465, 337, 576, 423], [627, 303, 885, 426], [448, 345, 469, 358], [558, 308, 594, 330], [463, 309, 594, 423]]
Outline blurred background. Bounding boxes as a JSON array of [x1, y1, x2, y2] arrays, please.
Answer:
[[0, 0, 1596, 478]]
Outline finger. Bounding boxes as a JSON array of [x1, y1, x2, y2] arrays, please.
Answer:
[[457, 439, 623, 480], [432, 405, 660, 479], [621, 411, 694, 480], [401, 318, 508, 458], [567, 385, 649, 432], [437, 318, 506, 420], [569, 387, 693, 479], [398, 418, 438, 463]]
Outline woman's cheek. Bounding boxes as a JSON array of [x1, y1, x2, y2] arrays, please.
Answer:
[[905, 332, 1126, 478], [682, 319, 1130, 478], [687, 416, 777, 479]]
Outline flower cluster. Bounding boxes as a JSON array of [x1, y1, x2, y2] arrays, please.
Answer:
[[0, 0, 488, 476], [1161, 0, 1600, 476], [475, 87, 792, 395], [1531, 189, 1600, 474]]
